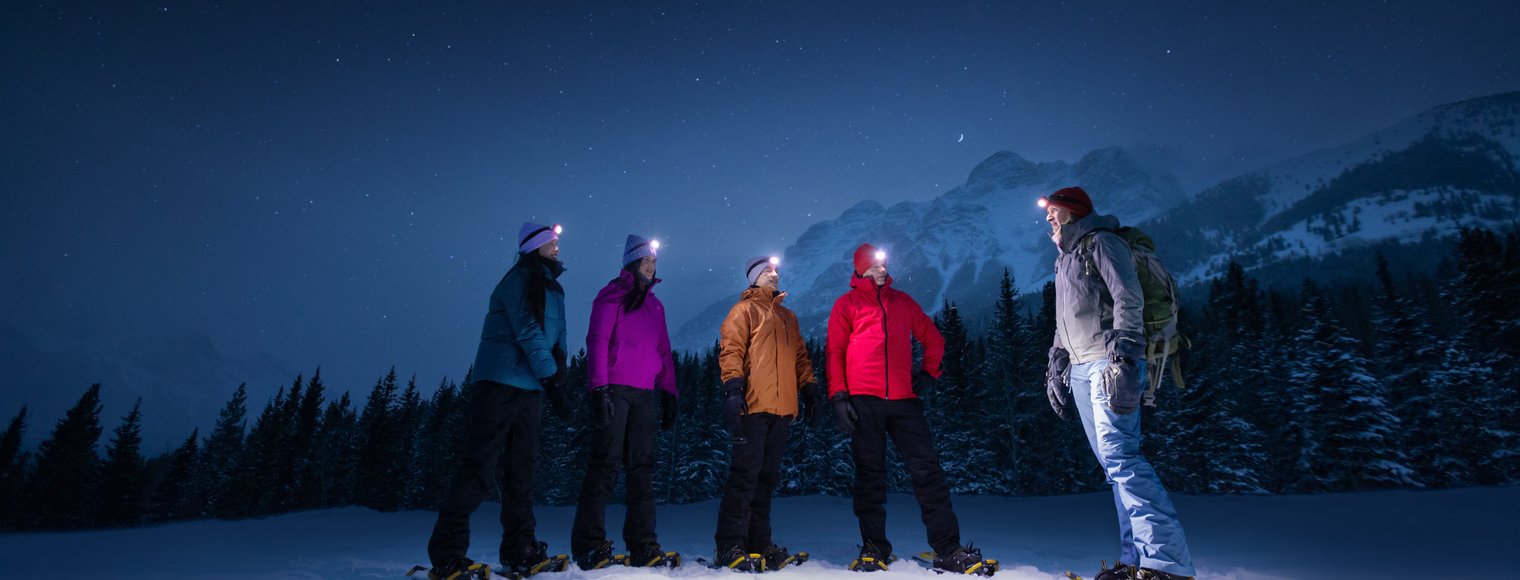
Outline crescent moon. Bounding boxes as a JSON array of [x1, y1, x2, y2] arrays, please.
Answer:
[[957, 133, 965, 143]]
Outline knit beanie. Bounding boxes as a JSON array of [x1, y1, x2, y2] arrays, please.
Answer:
[[1043, 186, 1094, 218], [852, 243, 885, 276], [745, 256, 779, 286], [518, 222, 559, 254], [623, 234, 658, 267]]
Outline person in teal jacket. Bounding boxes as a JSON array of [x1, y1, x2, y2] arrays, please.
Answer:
[[426, 221, 572, 580]]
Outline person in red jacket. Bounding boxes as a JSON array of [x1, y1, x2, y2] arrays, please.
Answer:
[[826, 243, 995, 575]]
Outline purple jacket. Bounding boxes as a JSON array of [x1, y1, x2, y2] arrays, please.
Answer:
[[586, 270, 678, 396]]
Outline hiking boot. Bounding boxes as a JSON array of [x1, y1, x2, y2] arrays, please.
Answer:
[[627, 542, 679, 568], [1135, 568, 1193, 580], [758, 544, 790, 571], [1093, 560, 1136, 580], [574, 541, 619, 571], [715, 545, 761, 572], [502, 541, 568, 577], [932, 545, 996, 576], [849, 539, 894, 572], [428, 557, 489, 580]]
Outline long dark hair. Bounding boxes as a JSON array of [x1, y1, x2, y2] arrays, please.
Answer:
[[620, 260, 651, 313], [518, 251, 561, 324]]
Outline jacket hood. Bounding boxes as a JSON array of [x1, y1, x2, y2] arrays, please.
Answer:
[[741, 286, 786, 305], [1057, 213, 1120, 254], [848, 271, 894, 292]]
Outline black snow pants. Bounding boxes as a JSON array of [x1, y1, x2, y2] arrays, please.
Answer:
[[570, 385, 661, 556], [713, 412, 792, 552], [428, 381, 543, 567], [848, 395, 961, 556]]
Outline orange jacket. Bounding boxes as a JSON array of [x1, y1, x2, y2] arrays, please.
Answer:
[[826, 273, 943, 399], [719, 287, 816, 417]]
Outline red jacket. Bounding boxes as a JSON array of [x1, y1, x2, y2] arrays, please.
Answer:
[[826, 273, 944, 399]]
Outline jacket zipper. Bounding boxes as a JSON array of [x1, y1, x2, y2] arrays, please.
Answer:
[[877, 285, 889, 400]]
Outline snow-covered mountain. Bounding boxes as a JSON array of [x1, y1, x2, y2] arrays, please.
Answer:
[[0, 321, 293, 451], [1144, 91, 1520, 282], [672, 147, 1188, 351], [673, 91, 1520, 352]]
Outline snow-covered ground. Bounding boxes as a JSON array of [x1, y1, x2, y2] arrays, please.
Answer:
[[1, 486, 1512, 579]]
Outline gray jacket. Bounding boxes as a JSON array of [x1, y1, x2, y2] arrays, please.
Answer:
[[1052, 213, 1145, 365]]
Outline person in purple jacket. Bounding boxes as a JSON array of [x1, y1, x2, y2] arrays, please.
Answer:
[[570, 234, 681, 570]]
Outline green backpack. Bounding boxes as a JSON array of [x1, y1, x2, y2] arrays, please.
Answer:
[[1079, 226, 1188, 406]]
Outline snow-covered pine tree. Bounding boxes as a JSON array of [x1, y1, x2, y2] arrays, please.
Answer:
[[96, 399, 147, 527], [1369, 253, 1447, 484], [1289, 281, 1417, 491]]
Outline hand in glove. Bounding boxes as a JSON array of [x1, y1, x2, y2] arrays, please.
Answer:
[[1102, 330, 1145, 415], [798, 382, 825, 425], [722, 378, 748, 430], [660, 391, 678, 431], [830, 392, 858, 435], [911, 369, 937, 397], [539, 372, 570, 421], [1046, 346, 1072, 421], [587, 385, 614, 430]]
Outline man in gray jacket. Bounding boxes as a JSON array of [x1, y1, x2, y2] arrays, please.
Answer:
[[1042, 187, 1195, 580]]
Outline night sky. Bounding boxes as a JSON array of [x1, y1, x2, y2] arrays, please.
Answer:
[[4, 1, 1517, 396]]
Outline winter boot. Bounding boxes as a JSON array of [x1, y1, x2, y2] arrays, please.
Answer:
[[932, 545, 999, 576], [758, 544, 808, 570], [574, 541, 622, 571], [1134, 568, 1193, 580], [849, 540, 895, 572], [716, 545, 762, 572], [1093, 560, 1136, 580], [627, 542, 681, 568], [502, 541, 569, 578], [427, 557, 490, 580]]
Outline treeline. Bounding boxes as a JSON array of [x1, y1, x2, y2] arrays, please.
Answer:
[[1, 227, 1516, 531]]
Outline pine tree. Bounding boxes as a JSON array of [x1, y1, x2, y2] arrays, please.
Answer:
[[222, 384, 293, 517], [0, 406, 29, 529], [1370, 253, 1448, 483], [148, 429, 199, 522], [193, 384, 247, 518], [97, 399, 147, 527], [313, 392, 359, 507], [26, 384, 105, 529], [289, 368, 327, 510], [932, 302, 999, 494], [1288, 281, 1417, 491], [394, 375, 425, 509], [354, 368, 405, 511], [414, 377, 465, 509]]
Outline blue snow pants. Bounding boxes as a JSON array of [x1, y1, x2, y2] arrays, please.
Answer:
[[1070, 359, 1195, 577]]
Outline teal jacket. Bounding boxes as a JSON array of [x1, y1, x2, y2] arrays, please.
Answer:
[[471, 257, 568, 390]]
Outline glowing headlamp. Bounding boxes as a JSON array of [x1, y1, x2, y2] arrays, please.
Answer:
[[874, 250, 887, 263], [769, 256, 780, 267], [1037, 197, 1050, 209], [650, 239, 661, 253], [553, 224, 563, 235]]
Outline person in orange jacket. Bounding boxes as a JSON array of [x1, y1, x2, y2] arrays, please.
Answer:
[[711, 255, 824, 571], [826, 243, 993, 575]]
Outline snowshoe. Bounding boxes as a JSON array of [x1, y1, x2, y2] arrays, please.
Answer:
[[912, 546, 999, 576], [1065, 559, 1135, 580], [711, 545, 763, 572], [848, 540, 896, 572], [500, 541, 570, 579], [1134, 568, 1192, 580], [407, 557, 491, 580], [758, 545, 808, 571], [574, 541, 625, 571], [626, 542, 681, 568]]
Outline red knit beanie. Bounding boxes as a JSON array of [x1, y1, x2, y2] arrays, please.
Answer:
[[853, 243, 882, 276], [1044, 186, 1094, 218]]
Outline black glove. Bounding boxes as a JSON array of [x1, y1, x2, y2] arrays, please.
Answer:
[[798, 382, 824, 425], [539, 373, 570, 421], [660, 391, 677, 431], [587, 385, 614, 430], [911, 369, 937, 397], [722, 378, 747, 430], [1102, 330, 1145, 415], [1046, 346, 1071, 421], [830, 392, 857, 434]]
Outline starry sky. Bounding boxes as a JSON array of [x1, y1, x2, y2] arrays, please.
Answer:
[[3, 1, 1517, 396]]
